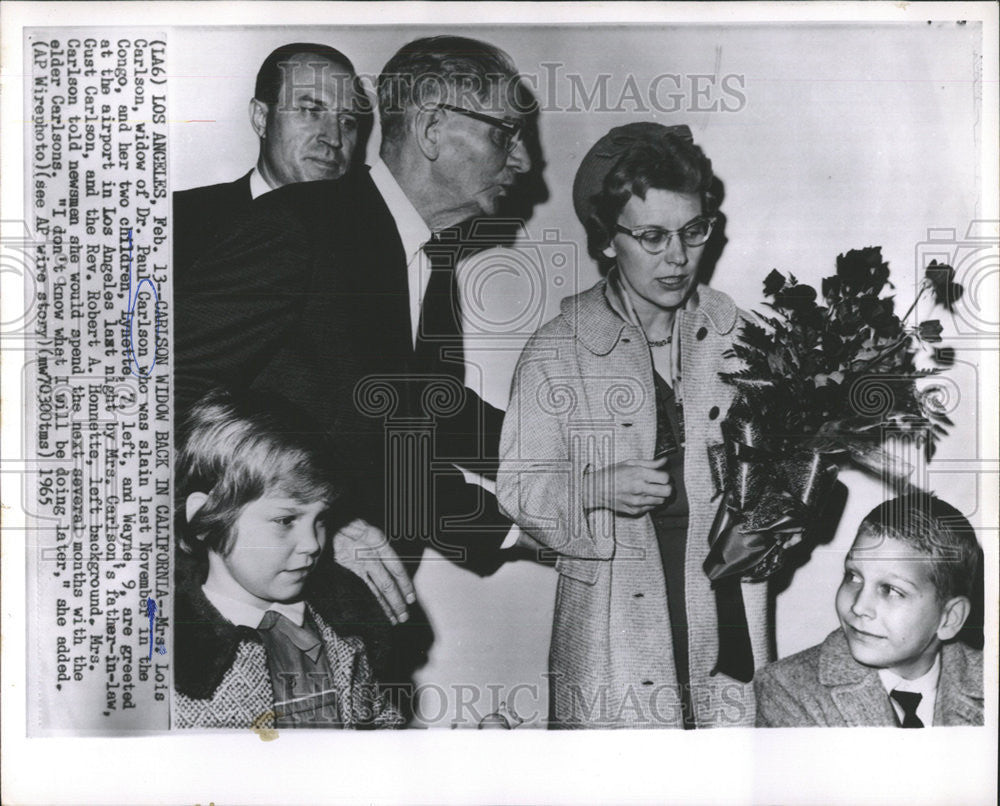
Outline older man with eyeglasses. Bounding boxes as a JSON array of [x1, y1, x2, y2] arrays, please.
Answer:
[[175, 37, 534, 702]]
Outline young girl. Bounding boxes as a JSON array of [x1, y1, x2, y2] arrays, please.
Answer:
[[173, 388, 402, 729]]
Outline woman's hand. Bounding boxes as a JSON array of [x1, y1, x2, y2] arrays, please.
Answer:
[[583, 457, 673, 516]]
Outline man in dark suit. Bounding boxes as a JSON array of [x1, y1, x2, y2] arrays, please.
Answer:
[[173, 43, 371, 274], [176, 36, 534, 650]]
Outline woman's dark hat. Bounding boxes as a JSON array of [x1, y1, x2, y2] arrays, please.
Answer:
[[571, 122, 694, 226]]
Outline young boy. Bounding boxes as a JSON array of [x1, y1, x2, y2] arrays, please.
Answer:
[[755, 494, 983, 727], [173, 388, 403, 729]]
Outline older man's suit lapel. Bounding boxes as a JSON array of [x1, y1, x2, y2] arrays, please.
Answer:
[[336, 173, 414, 364]]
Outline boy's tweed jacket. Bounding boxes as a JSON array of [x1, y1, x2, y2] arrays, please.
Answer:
[[174, 558, 403, 729], [755, 628, 984, 727], [498, 280, 771, 728]]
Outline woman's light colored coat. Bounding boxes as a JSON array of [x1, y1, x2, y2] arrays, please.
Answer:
[[498, 279, 771, 728]]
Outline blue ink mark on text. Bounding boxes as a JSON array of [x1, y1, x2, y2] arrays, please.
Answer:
[[146, 597, 158, 660]]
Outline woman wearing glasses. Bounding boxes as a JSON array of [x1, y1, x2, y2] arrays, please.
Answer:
[[498, 123, 770, 728]]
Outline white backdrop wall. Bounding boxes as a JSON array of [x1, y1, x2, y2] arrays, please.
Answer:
[[172, 23, 988, 726]]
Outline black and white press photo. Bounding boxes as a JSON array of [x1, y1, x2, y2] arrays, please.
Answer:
[[1, 2, 997, 804]]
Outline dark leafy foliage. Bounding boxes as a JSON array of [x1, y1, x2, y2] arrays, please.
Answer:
[[918, 320, 943, 343], [933, 346, 956, 366], [925, 260, 964, 311], [721, 248, 963, 464]]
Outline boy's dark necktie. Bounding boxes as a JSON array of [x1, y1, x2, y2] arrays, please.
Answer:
[[890, 689, 924, 728]]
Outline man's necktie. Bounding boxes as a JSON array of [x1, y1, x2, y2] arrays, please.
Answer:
[[890, 689, 924, 728], [416, 233, 464, 382]]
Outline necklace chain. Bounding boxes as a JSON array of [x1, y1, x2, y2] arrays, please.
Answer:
[[646, 335, 672, 347]]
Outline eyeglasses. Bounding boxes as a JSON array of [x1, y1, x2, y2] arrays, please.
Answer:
[[614, 216, 716, 253], [438, 103, 523, 154]]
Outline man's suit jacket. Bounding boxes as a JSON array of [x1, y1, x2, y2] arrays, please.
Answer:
[[173, 172, 254, 277], [175, 169, 509, 575], [754, 628, 984, 727]]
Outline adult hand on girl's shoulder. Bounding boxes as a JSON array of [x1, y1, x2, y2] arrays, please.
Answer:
[[583, 457, 673, 517], [333, 519, 416, 625]]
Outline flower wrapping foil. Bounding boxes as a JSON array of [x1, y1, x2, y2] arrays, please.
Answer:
[[704, 416, 839, 583]]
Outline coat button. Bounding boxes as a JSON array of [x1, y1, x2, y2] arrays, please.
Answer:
[[622, 422, 632, 428], [709, 406, 720, 420], [633, 592, 644, 599], [622, 337, 631, 344], [696, 326, 708, 341]]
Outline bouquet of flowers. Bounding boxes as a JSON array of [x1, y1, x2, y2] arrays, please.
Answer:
[[705, 247, 963, 583]]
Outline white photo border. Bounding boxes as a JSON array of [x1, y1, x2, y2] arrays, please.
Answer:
[[2, 2, 997, 804]]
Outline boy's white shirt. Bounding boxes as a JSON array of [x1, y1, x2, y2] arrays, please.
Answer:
[[202, 582, 308, 629], [878, 652, 941, 727]]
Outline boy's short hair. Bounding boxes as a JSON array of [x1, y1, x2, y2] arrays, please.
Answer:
[[858, 493, 981, 601], [175, 388, 338, 558]]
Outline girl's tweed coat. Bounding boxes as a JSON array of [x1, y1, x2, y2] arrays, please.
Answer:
[[174, 557, 402, 729]]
